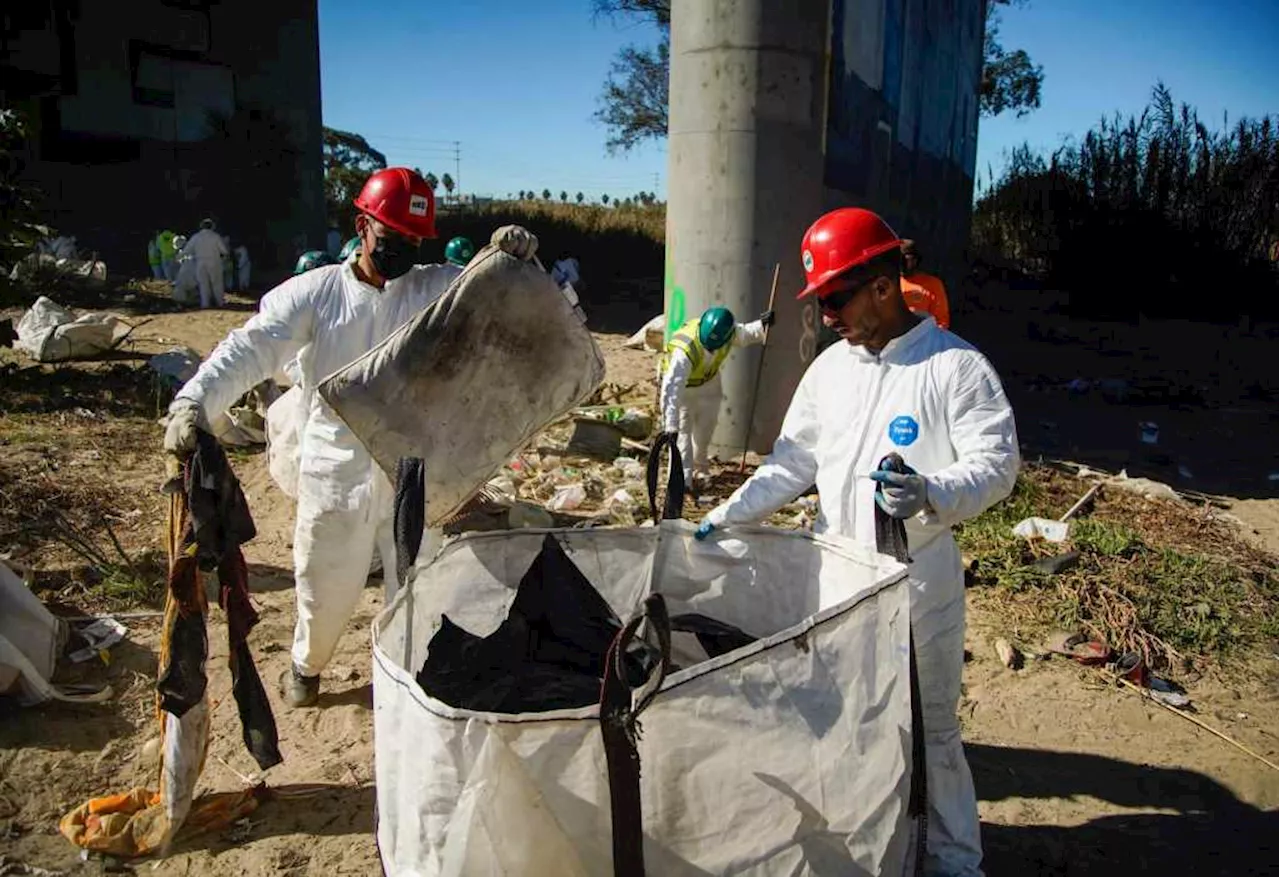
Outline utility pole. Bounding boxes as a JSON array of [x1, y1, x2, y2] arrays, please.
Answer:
[[453, 141, 461, 205]]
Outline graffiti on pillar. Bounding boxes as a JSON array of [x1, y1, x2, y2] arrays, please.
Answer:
[[798, 299, 818, 363], [663, 236, 687, 341]]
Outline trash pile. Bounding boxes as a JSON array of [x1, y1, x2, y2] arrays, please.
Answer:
[[13, 296, 135, 363], [7, 235, 107, 285]]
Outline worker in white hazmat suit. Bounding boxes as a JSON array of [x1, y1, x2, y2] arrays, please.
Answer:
[[161, 167, 541, 708], [234, 243, 251, 291], [659, 306, 772, 488], [182, 219, 229, 309], [695, 207, 1019, 877]]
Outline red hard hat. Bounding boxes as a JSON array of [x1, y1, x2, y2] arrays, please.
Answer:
[[353, 167, 437, 239], [797, 208, 902, 298]]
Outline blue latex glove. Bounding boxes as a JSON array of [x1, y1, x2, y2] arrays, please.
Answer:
[[694, 520, 716, 541], [869, 468, 928, 519]]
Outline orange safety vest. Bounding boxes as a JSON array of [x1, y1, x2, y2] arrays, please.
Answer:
[[900, 272, 950, 330]]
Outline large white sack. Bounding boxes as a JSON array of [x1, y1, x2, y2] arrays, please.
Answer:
[[319, 245, 606, 527], [15, 296, 132, 362], [1, 562, 68, 704], [372, 522, 916, 876]]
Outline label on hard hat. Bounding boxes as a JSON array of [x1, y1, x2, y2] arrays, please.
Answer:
[[802, 249, 814, 272], [409, 195, 429, 216], [888, 415, 919, 447]]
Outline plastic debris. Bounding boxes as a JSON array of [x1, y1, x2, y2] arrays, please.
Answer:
[[67, 618, 127, 664], [1139, 421, 1159, 445], [1012, 517, 1069, 543], [613, 457, 645, 480], [993, 638, 1021, 670], [547, 484, 586, 511]]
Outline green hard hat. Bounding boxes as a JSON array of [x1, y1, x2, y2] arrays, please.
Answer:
[[338, 236, 361, 261], [444, 236, 476, 267], [698, 306, 737, 351], [294, 250, 337, 275]]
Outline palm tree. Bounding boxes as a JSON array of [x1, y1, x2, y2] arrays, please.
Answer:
[[602, 194, 611, 205], [575, 192, 585, 204], [442, 173, 455, 201], [541, 188, 552, 200], [424, 172, 439, 192]]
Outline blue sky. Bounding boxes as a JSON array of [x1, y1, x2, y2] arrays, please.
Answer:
[[317, 0, 667, 202], [318, 0, 1277, 201]]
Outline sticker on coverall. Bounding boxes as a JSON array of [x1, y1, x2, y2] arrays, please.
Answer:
[[888, 415, 919, 446]]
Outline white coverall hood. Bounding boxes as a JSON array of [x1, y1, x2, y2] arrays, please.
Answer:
[[173, 259, 456, 676], [705, 317, 1019, 876]]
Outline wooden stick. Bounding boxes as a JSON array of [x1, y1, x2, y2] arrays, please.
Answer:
[[1104, 670, 1278, 770], [739, 263, 781, 474], [1059, 483, 1103, 522]]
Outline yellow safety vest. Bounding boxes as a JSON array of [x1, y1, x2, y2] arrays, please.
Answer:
[[662, 318, 733, 388]]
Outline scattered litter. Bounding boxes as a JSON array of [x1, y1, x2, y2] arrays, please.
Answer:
[[1106, 470, 1181, 502], [1139, 421, 1159, 445], [1012, 517, 1069, 543], [148, 346, 203, 389], [327, 664, 359, 682], [0, 854, 67, 877], [1176, 465, 1194, 480], [565, 417, 623, 459], [994, 638, 1021, 670], [1065, 377, 1091, 394], [622, 314, 665, 351], [547, 484, 586, 511], [1030, 550, 1080, 575], [1148, 676, 1191, 708], [612, 457, 645, 480], [606, 488, 637, 512], [67, 618, 127, 664]]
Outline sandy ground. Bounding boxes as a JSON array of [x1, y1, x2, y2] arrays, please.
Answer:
[[1, 292, 1276, 875]]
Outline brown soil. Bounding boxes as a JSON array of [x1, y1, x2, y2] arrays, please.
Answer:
[[1, 289, 1275, 875]]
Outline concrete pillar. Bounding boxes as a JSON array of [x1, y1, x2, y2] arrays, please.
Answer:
[[665, 0, 830, 458]]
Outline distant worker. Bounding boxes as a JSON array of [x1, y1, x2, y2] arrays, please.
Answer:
[[161, 167, 541, 709], [660, 306, 774, 489], [182, 219, 229, 309], [899, 239, 951, 330], [294, 250, 337, 275], [157, 229, 178, 282], [551, 250, 581, 289], [221, 234, 236, 293], [235, 243, 251, 291], [147, 233, 163, 280], [444, 236, 475, 268], [338, 236, 361, 263]]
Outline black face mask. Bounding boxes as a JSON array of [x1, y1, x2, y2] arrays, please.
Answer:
[[367, 231, 420, 280]]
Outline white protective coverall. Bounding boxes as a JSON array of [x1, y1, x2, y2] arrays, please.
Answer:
[[174, 260, 456, 676], [703, 316, 1019, 877], [659, 320, 766, 484], [234, 245, 251, 290], [182, 229, 229, 309]]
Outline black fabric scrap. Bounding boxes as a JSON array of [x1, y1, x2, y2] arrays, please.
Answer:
[[219, 548, 282, 770], [394, 457, 426, 591], [156, 580, 208, 718], [186, 429, 256, 571], [417, 534, 660, 712]]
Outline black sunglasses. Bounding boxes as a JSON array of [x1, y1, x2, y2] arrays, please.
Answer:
[[818, 275, 877, 314]]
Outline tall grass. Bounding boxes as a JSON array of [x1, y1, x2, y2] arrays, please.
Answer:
[[972, 84, 1278, 320], [435, 200, 665, 288]]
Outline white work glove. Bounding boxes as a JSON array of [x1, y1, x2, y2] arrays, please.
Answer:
[[162, 398, 203, 458], [491, 225, 539, 261], [869, 469, 929, 519]]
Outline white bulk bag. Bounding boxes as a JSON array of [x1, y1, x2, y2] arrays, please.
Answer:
[[372, 521, 917, 876], [319, 246, 606, 528]]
